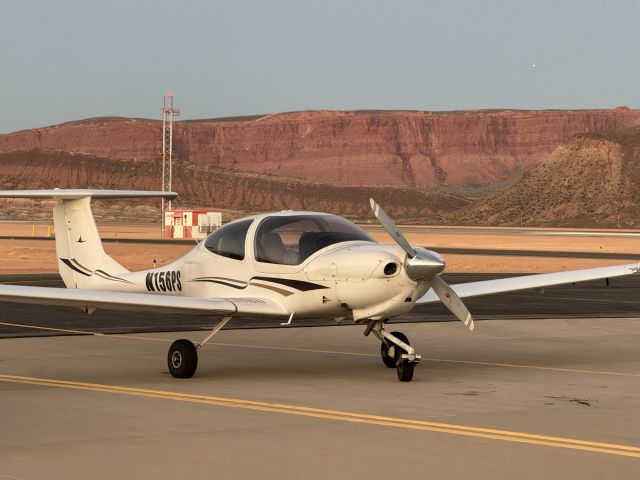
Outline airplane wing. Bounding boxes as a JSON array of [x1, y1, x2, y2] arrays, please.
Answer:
[[417, 262, 640, 304], [0, 285, 288, 317]]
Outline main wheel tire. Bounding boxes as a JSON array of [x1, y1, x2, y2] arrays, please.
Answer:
[[168, 339, 198, 378], [380, 331, 410, 368], [397, 359, 415, 382]]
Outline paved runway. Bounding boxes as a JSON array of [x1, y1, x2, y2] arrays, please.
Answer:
[[1, 318, 639, 479], [3, 235, 639, 259], [364, 225, 640, 238], [5, 221, 640, 238], [1, 272, 640, 338]]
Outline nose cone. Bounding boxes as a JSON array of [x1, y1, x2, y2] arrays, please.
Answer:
[[406, 248, 445, 281], [305, 243, 404, 281]]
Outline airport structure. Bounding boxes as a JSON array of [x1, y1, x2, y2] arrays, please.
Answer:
[[161, 92, 180, 236], [164, 209, 222, 239]]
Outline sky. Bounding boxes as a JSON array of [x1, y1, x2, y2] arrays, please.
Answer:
[[1, 0, 639, 133]]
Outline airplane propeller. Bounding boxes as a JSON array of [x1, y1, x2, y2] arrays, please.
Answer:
[[429, 275, 474, 332], [369, 198, 475, 332]]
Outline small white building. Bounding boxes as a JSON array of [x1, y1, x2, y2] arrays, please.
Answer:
[[164, 209, 222, 239]]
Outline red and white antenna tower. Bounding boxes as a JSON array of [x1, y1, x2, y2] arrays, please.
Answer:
[[161, 91, 180, 235]]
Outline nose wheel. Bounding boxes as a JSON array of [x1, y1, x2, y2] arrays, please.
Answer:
[[381, 331, 416, 381], [367, 322, 420, 382], [395, 353, 415, 382], [380, 331, 409, 368]]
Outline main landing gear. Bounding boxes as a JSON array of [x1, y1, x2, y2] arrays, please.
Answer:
[[167, 316, 232, 378], [364, 321, 421, 382]]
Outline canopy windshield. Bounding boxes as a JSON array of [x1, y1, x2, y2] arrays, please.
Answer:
[[255, 214, 375, 265]]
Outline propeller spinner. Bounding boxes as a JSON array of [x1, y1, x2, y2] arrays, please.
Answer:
[[369, 198, 475, 332]]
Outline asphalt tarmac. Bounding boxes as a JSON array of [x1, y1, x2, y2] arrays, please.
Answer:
[[0, 318, 639, 479], [365, 225, 640, 238], [6, 220, 640, 238], [1, 272, 639, 479], [1, 272, 640, 338]]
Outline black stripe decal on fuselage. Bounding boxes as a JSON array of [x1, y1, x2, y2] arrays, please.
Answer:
[[95, 269, 134, 284], [60, 258, 91, 276], [252, 277, 329, 291], [59, 258, 133, 284], [191, 277, 248, 286], [191, 279, 246, 290], [70, 258, 94, 275], [190, 276, 328, 293]]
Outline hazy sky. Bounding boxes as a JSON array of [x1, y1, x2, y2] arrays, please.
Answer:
[[2, 0, 639, 133]]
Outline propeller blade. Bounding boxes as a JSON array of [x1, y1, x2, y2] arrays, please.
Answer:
[[370, 198, 416, 258], [430, 275, 475, 332]]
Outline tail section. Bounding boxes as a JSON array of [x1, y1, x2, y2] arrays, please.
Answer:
[[0, 189, 176, 289], [53, 196, 129, 288]]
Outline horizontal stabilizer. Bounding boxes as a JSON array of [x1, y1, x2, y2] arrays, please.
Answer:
[[0, 189, 177, 200]]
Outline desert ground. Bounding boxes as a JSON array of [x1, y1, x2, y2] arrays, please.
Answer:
[[0, 223, 637, 274]]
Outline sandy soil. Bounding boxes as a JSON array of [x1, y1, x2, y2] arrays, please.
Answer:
[[5, 223, 640, 253], [368, 231, 640, 254], [0, 223, 163, 239], [0, 240, 189, 274], [0, 223, 636, 274]]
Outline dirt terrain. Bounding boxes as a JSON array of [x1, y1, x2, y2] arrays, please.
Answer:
[[454, 126, 640, 228], [2, 108, 639, 190], [0, 224, 635, 274], [0, 151, 468, 223]]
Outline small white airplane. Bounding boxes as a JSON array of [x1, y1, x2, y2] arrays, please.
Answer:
[[0, 189, 638, 381]]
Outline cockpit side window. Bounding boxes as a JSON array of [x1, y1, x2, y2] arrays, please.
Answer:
[[204, 219, 253, 260], [255, 215, 374, 265]]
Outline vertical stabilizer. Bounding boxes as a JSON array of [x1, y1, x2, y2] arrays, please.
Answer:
[[53, 197, 128, 288], [0, 189, 177, 289]]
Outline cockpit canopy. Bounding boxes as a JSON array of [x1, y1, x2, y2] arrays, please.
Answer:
[[203, 213, 375, 264], [255, 214, 375, 265], [204, 218, 253, 260]]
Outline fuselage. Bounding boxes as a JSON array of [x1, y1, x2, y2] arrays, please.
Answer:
[[85, 211, 432, 321]]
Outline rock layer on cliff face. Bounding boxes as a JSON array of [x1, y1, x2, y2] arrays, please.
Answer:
[[452, 126, 640, 228], [0, 150, 469, 222], [2, 109, 639, 190]]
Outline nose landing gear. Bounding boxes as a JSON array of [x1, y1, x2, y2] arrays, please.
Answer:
[[365, 321, 421, 382]]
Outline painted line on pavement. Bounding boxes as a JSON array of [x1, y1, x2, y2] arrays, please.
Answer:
[[0, 374, 638, 458]]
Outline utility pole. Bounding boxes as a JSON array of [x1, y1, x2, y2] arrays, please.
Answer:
[[161, 92, 180, 237]]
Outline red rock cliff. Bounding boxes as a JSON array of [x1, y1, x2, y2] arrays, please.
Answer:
[[2, 109, 639, 189]]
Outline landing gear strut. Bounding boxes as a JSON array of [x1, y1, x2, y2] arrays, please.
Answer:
[[167, 316, 232, 378], [366, 321, 421, 382]]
